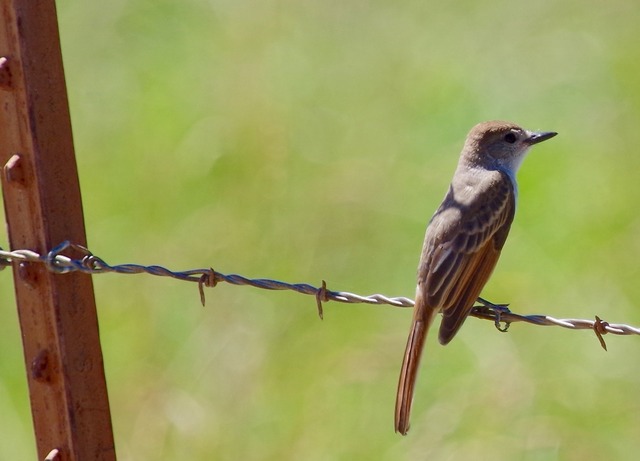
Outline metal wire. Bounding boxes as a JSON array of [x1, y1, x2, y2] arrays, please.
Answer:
[[1, 242, 638, 348]]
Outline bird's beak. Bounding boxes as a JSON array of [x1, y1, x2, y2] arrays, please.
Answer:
[[525, 131, 558, 145]]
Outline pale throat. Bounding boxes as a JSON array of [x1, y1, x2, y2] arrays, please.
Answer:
[[497, 148, 530, 203]]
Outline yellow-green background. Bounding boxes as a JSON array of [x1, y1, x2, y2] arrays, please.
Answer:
[[2, 0, 640, 459]]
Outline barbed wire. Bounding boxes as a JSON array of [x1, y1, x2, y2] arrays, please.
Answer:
[[1, 241, 638, 349]]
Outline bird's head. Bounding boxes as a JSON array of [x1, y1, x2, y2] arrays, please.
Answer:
[[462, 120, 557, 173]]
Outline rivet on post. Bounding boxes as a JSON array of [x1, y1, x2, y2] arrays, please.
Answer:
[[4, 154, 26, 185], [44, 448, 61, 461]]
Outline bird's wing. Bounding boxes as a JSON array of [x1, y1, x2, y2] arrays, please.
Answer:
[[417, 170, 516, 344]]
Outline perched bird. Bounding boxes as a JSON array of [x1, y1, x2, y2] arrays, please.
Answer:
[[395, 121, 557, 435]]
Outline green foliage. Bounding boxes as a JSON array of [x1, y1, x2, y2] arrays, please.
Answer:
[[2, 0, 640, 459]]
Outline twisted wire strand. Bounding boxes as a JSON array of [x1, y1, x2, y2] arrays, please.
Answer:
[[1, 242, 638, 347]]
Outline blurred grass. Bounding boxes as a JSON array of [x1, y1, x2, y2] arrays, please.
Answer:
[[1, 0, 640, 459]]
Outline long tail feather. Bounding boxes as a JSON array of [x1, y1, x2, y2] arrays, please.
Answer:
[[395, 294, 436, 435]]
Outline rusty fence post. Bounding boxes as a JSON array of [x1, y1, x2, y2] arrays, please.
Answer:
[[0, 1, 116, 460]]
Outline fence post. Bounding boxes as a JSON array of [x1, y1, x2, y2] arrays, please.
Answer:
[[0, 1, 116, 460]]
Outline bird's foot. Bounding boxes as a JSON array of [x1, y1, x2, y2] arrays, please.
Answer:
[[476, 297, 511, 332]]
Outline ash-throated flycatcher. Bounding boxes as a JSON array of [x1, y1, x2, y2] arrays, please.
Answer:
[[395, 120, 557, 435]]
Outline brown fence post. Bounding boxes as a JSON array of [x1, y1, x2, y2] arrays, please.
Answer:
[[0, 1, 116, 460]]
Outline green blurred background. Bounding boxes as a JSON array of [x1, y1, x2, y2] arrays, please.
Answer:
[[2, 0, 640, 459]]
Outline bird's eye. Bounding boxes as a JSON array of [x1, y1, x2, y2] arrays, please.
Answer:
[[504, 132, 517, 144]]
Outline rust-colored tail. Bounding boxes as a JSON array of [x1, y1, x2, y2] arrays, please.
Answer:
[[395, 293, 436, 435]]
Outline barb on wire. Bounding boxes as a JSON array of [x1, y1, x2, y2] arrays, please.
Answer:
[[1, 242, 639, 347]]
